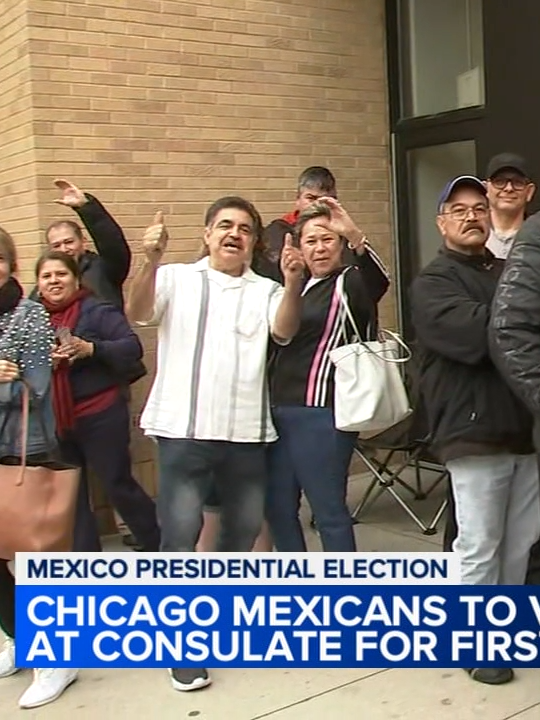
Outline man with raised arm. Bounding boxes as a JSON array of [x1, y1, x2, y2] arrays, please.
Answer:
[[32, 179, 131, 309], [127, 196, 305, 694]]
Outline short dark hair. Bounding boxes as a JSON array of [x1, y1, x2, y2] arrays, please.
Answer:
[[297, 166, 336, 196], [35, 250, 82, 280], [294, 201, 332, 244], [45, 219, 84, 243], [0, 227, 18, 274], [204, 196, 263, 242], [200, 196, 268, 265]]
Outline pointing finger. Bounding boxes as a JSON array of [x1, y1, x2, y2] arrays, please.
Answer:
[[153, 210, 164, 225], [283, 232, 293, 248]]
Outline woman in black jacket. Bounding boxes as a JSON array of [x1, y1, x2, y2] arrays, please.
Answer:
[[265, 199, 388, 552]]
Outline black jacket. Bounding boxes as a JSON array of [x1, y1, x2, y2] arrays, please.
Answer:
[[260, 217, 390, 304], [269, 265, 375, 408], [31, 195, 131, 309], [409, 246, 533, 460], [490, 211, 540, 419]]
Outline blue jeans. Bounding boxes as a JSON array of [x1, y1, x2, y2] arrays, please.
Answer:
[[156, 438, 267, 552], [266, 406, 357, 552]]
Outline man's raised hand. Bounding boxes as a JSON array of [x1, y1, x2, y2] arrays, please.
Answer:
[[142, 211, 168, 263], [53, 179, 87, 209]]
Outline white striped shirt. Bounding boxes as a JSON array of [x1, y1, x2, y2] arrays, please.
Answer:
[[139, 258, 285, 443]]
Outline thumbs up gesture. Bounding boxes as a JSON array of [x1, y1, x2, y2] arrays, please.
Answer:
[[142, 211, 168, 263], [280, 233, 305, 286]]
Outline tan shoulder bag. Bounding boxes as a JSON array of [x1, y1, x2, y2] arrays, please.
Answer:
[[0, 384, 80, 560]]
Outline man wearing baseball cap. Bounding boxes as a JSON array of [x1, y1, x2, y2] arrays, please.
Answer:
[[410, 175, 538, 685], [485, 153, 535, 259], [443, 154, 540, 584]]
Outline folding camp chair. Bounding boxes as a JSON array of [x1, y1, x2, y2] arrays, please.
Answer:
[[350, 409, 449, 535]]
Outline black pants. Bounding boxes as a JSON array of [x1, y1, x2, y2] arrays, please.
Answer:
[[0, 560, 15, 638], [59, 398, 160, 552], [443, 480, 540, 584]]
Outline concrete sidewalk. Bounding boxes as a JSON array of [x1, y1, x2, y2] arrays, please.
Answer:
[[1, 474, 539, 719]]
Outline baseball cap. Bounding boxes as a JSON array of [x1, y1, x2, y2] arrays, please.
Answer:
[[486, 153, 531, 180], [437, 175, 487, 213]]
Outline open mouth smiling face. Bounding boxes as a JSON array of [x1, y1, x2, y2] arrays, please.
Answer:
[[221, 238, 243, 252], [204, 207, 257, 273]]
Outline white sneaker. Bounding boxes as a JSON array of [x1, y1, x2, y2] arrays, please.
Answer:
[[18, 668, 78, 709], [168, 667, 212, 692], [0, 637, 18, 678]]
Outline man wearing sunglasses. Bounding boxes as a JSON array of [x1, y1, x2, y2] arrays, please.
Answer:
[[485, 153, 536, 259]]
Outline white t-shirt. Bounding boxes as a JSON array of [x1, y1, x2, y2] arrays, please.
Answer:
[[139, 258, 285, 443]]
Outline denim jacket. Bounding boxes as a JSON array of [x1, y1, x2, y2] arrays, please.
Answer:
[[0, 299, 56, 458]]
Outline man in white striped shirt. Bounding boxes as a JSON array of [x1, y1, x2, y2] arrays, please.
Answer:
[[127, 196, 305, 694]]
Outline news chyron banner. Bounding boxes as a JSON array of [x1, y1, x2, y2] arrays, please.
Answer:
[[13, 552, 540, 669]]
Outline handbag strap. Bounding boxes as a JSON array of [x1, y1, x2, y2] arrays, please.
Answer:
[[335, 268, 364, 341], [3, 383, 31, 486], [0, 383, 55, 455], [377, 328, 413, 361], [17, 383, 29, 484], [0, 382, 48, 486], [335, 268, 412, 364]]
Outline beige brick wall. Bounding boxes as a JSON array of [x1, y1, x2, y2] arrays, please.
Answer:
[[0, 0, 41, 263], [1, 0, 393, 523]]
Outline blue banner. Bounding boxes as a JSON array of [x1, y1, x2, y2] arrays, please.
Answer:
[[15, 584, 540, 669]]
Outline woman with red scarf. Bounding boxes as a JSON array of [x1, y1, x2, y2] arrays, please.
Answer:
[[35, 250, 160, 552]]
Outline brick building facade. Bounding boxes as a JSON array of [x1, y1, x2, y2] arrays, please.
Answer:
[[0, 0, 394, 529]]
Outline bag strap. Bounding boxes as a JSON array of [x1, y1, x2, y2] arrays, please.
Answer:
[[335, 268, 363, 340], [377, 328, 413, 361], [335, 269, 412, 364], [0, 384, 55, 453], [4, 383, 31, 486], [0, 382, 54, 486], [17, 383, 29, 484]]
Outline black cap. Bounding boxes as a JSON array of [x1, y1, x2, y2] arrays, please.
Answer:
[[486, 153, 531, 180], [437, 175, 487, 213]]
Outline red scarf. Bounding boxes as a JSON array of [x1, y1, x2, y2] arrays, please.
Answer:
[[281, 210, 298, 225], [41, 289, 89, 437]]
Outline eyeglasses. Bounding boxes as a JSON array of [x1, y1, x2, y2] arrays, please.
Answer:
[[489, 176, 530, 191], [440, 205, 489, 222]]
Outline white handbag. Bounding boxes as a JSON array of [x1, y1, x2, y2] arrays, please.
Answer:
[[328, 271, 412, 434]]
